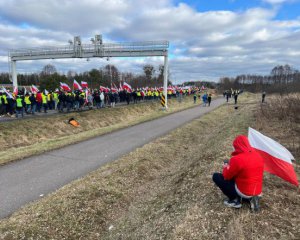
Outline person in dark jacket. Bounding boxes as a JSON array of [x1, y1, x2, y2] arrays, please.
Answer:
[[207, 93, 212, 106], [212, 135, 264, 211], [29, 93, 37, 114], [262, 91, 266, 103]]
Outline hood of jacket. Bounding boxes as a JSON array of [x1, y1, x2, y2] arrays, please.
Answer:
[[231, 135, 253, 156]]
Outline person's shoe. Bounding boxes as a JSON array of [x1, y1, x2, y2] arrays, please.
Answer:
[[224, 199, 242, 208], [250, 196, 260, 212]]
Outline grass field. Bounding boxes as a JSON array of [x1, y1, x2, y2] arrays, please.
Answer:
[[0, 96, 200, 165], [0, 93, 299, 239]]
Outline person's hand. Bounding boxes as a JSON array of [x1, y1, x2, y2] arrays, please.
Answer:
[[223, 159, 229, 167]]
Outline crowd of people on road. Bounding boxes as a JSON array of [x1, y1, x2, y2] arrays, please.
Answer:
[[0, 84, 212, 119]]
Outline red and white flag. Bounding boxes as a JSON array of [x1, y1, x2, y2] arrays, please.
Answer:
[[111, 83, 118, 93], [73, 79, 82, 91], [119, 82, 123, 91], [99, 86, 106, 92], [81, 81, 88, 89], [31, 85, 39, 94], [13, 86, 18, 96], [2, 87, 13, 99], [123, 82, 132, 92], [248, 127, 298, 186], [60, 82, 71, 92]]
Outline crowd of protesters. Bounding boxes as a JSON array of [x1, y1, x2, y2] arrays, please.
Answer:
[[0, 84, 209, 119], [223, 89, 242, 104]]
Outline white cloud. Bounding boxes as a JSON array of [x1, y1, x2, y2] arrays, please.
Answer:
[[0, 0, 300, 83], [262, 0, 296, 4]]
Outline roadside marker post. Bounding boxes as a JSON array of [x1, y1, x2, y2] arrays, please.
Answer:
[[161, 94, 167, 110]]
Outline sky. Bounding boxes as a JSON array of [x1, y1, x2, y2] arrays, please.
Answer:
[[0, 0, 300, 83]]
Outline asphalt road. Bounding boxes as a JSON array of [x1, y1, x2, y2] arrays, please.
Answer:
[[0, 98, 225, 219]]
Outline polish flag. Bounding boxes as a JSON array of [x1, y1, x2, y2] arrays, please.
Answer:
[[248, 127, 298, 186], [2, 87, 13, 99], [123, 82, 132, 92], [119, 82, 123, 91], [81, 81, 88, 89], [31, 85, 39, 94], [13, 86, 18, 96], [99, 86, 107, 92], [60, 82, 71, 92], [111, 87, 118, 93], [111, 83, 118, 93], [73, 79, 82, 91]]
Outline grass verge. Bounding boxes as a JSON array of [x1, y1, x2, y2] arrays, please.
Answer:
[[0, 92, 299, 239], [0, 96, 201, 165]]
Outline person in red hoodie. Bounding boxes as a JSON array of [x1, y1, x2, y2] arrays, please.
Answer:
[[212, 135, 264, 210]]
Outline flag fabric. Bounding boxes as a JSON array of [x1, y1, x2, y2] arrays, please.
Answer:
[[31, 85, 39, 94], [2, 87, 13, 99], [111, 83, 118, 93], [13, 86, 18, 96], [123, 82, 132, 92], [99, 86, 107, 92], [119, 82, 123, 91], [60, 82, 71, 92], [23, 86, 27, 95], [85, 88, 89, 103], [44, 89, 49, 95], [248, 127, 298, 186], [73, 79, 82, 91], [81, 81, 88, 88]]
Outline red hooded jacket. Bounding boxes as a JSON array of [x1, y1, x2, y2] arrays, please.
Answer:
[[222, 135, 264, 196]]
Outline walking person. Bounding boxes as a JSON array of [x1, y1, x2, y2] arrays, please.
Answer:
[[262, 91, 266, 103], [29, 93, 37, 115], [207, 93, 212, 106], [202, 92, 208, 107], [233, 91, 238, 105], [109, 92, 116, 108], [42, 91, 48, 113], [100, 91, 105, 108], [15, 94, 24, 118], [24, 93, 31, 114]]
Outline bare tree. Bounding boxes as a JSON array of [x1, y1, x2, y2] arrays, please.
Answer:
[[40, 64, 57, 76], [143, 64, 155, 80]]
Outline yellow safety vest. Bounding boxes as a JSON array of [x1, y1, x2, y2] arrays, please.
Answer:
[[16, 97, 23, 108], [3, 95, 8, 104], [24, 96, 31, 105], [42, 94, 47, 104]]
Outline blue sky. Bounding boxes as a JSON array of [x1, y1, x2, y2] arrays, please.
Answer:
[[177, 0, 300, 19], [0, 0, 300, 83]]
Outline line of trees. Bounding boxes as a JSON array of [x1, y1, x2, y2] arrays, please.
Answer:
[[0, 63, 170, 91], [219, 64, 300, 93]]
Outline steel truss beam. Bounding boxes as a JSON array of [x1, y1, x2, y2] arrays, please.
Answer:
[[8, 36, 169, 108]]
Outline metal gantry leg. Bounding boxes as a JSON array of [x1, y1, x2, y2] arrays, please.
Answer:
[[11, 60, 18, 88], [163, 53, 168, 109]]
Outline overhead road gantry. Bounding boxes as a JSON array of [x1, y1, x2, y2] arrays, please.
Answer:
[[8, 35, 169, 107]]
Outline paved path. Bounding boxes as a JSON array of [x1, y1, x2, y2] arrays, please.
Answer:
[[0, 98, 225, 219]]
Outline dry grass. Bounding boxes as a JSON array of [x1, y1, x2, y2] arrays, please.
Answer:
[[0, 96, 199, 165], [0, 92, 299, 240]]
